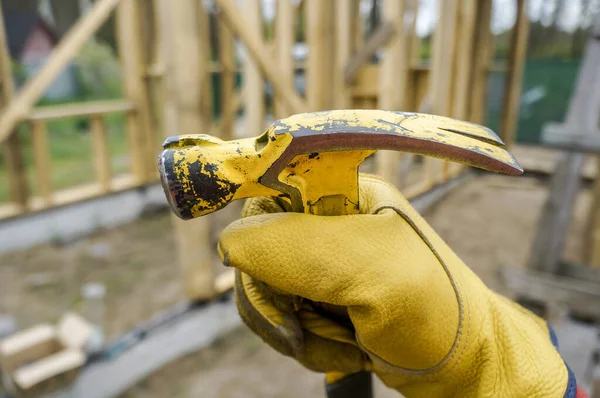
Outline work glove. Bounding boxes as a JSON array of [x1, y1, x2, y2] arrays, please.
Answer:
[[218, 174, 574, 397]]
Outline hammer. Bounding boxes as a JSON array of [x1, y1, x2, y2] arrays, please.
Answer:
[[158, 109, 522, 397]]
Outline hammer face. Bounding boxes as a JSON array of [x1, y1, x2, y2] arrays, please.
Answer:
[[159, 133, 289, 219], [159, 146, 240, 219]]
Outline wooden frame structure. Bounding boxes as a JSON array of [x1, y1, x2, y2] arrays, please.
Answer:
[[0, 0, 529, 300]]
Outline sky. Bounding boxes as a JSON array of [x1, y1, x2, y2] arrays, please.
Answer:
[[261, 0, 599, 36]]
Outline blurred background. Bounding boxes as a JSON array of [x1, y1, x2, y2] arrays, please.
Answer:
[[0, 0, 599, 397]]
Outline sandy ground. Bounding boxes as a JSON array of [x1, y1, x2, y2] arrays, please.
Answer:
[[0, 172, 593, 397]]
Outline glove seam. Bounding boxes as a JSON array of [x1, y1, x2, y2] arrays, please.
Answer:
[[356, 203, 471, 378]]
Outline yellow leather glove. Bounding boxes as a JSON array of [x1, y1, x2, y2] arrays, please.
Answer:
[[218, 174, 572, 397]]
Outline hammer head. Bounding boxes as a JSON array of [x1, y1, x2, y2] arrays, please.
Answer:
[[159, 110, 522, 219]]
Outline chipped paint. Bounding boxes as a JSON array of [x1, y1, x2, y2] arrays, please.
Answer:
[[158, 110, 523, 220]]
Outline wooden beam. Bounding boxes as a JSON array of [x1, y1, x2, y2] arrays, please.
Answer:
[[160, 0, 215, 301], [306, 0, 334, 110], [588, 162, 600, 267], [215, 0, 306, 114], [30, 121, 52, 206], [501, 267, 600, 320], [117, 0, 154, 184], [558, 262, 600, 284], [499, 0, 530, 148], [0, 3, 14, 104], [409, 1, 421, 68], [333, 0, 354, 109], [425, 0, 459, 185], [353, 0, 364, 50], [90, 115, 111, 193], [376, 0, 410, 185], [430, 0, 457, 117], [243, 0, 265, 135], [0, 4, 28, 211], [343, 22, 396, 85], [3, 135, 28, 211], [218, 15, 235, 140], [62, 301, 242, 398], [541, 122, 600, 152], [199, 4, 213, 129], [451, 0, 477, 120], [529, 15, 600, 274], [0, 0, 121, 145], [274, 0, 296, 118], [28, 100, 134, 121], [446, 0, 476, 176], [469, 0, 493, 124], [528, 153, 585, 273]]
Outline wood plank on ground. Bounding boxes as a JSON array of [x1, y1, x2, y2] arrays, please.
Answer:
[[55, 301, 241, 398], [501, 267, 600, 320]]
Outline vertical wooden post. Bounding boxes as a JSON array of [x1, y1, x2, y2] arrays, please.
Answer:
[[139, 0, 163, 154], [159, 0, 215, 300], [218, 16, 235, 140], [452, 0, 477, 120], [586, 165, 600, 268], [409, 1, 421, 69], [0, 4, 28, 210], [243, 0, 265, 136], [334, 0, 354, 109], [274, 0, 296, 118], [353, 0, 365, 50], [469, 0, 493, 124], [3, 137, 28, 209], [444, 0, 476, 176], [306, 0, 334, 111], [30, 121, 52, 206], [426, 0, 459, 185], [376, 0, 409, 185], [197, 0, 213, 127], [430, 0, 457, 117], [499, 0, 530, 148], [116, 0, 154, 183], [90, 115, 111, 193]]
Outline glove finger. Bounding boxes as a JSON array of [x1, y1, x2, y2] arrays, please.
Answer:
[[237, 271, 370, 373], [219, 207, 437, 306], [242, 195, 289, 218], [297, 330, 369, 374], [235, 270, 303, 357], [296, 305, 357, 346]]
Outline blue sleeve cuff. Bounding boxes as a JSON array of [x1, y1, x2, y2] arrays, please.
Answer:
[[548, 323, 578, 398]]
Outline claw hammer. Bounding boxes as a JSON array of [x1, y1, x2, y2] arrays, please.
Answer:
[[158, 109, 523, 397]]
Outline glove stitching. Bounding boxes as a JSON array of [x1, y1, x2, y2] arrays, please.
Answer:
[[351, 175, 474, 380], [355, 204, 470, 379]]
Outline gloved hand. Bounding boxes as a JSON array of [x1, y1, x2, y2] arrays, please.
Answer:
[[218, 174, 572, 397]]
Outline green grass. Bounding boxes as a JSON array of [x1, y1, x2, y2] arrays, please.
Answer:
[[0, 111, 130, 203]]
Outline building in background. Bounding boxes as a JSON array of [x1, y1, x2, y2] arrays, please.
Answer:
[[2, 6, 77, 100]]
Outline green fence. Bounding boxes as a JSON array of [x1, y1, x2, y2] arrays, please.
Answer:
[[487, 59, 581, 144]]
